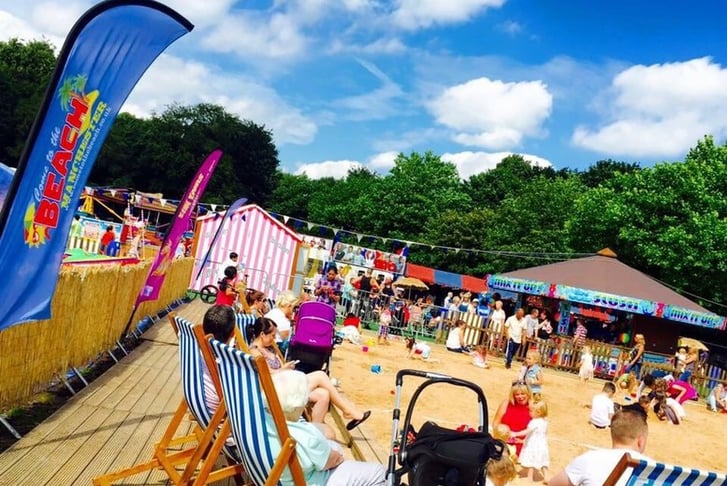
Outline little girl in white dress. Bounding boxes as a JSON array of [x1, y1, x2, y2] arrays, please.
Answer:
[[511, 400, 550, 483], [579, 345, 595, 384]]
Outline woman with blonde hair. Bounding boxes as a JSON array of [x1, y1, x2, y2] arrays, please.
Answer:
[[264, 290, 299, 353], [493, 381, 532, 456], [627, 334, 645, 377]]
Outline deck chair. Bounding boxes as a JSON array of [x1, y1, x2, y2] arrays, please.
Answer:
[[94, 314, 246, 485], [233, 311, 356, 456], [603, 452, 727, 485], [202, 334, 307, 486]]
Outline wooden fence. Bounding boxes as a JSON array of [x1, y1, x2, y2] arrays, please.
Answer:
[[426, 315, 727, 399], [0, 258, 193, 410]]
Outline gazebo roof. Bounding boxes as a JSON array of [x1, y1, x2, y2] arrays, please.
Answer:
[[498, 249, 709, 313]]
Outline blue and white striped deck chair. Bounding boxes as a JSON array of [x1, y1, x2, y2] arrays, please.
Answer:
[[235, 312, 257, 351], [174, 316, 246, 484], [207, 337, 307, 486], [604, 452, 727, 486]]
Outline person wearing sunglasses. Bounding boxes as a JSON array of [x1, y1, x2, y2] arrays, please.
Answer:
[[246, 317, 371, 430], [493, 380, 532, 456]]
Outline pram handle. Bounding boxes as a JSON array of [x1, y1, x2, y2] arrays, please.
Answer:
[[395, 369, 468, 389], [388, 369, 491, 485]]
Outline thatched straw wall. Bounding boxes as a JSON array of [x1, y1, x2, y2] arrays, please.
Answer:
[[0, 257, 193, 410]]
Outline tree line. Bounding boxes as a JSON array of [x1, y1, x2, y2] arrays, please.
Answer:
[[2, 39, 725, 315]]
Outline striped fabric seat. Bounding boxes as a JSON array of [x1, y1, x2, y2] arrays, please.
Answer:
[[606, 453, 727, 486], [175, 316, 241, 464], [235, 312, 257, 348], [208, 338, 306, 486]]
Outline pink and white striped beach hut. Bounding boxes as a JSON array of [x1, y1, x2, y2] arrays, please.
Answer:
[[190, 204, 303, 299]]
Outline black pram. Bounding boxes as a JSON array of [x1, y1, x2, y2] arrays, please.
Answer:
[[386, 369, 503, 486]]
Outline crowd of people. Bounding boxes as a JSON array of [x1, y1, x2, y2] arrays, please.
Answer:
[[206, 252, 725, 485]]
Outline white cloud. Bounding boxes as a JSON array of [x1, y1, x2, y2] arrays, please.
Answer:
[[0, 9, 64, 47], [428, 77, 553, 150], [497, 20, 522, 36], [572, 57, 727, 158], [368, 151, 399, 169], [292, 151, 398, 179], [30, 1, 88, 38], [294, 160, 362, 179], [442, 151, 552, 179], [164, 0, 236, 28], [391, 0, 505, 30], [201, 11, 309, 60], [328, 37, 407, 55], [123, 55, 317, 145]]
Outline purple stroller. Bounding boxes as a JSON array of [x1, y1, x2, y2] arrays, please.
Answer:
[[287, 301, 337, 374]]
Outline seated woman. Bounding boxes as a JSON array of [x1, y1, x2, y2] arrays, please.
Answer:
[[246, 289, 268, 317], [493, 381, 532, 456], [269, 370, 387, 485], [246, 317, 371, 430], [707, 383, 727, 412], [445, 319, 471, 353], [264, 290, 299, 354]]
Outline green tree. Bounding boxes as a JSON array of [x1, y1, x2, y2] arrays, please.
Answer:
[[579, 159, 641, 188], [93, 103, 279, 205], [371, 151, 472, 237], [268, 171, 315, 219], [0, 39, 57, 165], [464, 154, 546, 208], [307, 167, 383, 233], [566, 136, 727, 311]]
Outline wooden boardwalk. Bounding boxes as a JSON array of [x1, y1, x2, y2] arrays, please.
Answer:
[[0, 300, 383, 485]]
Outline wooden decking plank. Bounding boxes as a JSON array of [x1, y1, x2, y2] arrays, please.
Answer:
[[0, 404, 112, 484], [0, 397, 98, 475], [33, 407, 130, 486]]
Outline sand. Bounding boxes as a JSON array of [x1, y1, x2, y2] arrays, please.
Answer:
[[328, 329, 727, 482]]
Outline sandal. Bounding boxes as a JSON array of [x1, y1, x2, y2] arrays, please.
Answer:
[[346, 410, 371, 430]]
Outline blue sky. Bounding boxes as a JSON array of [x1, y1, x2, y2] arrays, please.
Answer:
[[2, 0, 727, 179]]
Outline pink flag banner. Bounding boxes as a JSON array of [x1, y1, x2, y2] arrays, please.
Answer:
[[135, 149, 222, 306]]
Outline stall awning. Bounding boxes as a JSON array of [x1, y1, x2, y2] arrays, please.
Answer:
[[405, 263, 486, 294], [486, 250, 726, 330], [405, 263, 435, 284]]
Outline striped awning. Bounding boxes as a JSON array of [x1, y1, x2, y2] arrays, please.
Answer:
[[405, 263, 486, 294]]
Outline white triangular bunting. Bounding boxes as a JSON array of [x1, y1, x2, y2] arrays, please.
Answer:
[[211, 204, 217, 211], [160, 198, 167, 207], [307, 222, 314, 230], [283, 215, 289, 223], [356, 233, 363, 242], [110, 189, 116, 197]]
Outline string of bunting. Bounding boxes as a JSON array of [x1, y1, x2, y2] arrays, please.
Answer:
[[81, 185, 592, 261], [266, 211, 596, 261]]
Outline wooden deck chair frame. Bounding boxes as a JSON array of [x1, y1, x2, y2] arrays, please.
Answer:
[[604, 452, 727, 485], [200, 330, 307, 486], [93, 313, 245, 486], [235, 311, 364, 461]]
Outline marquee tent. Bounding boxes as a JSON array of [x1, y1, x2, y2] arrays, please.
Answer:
[[485, 248, 726, 330], [191, 204, 303, 299], [405, 262, 486, 294]]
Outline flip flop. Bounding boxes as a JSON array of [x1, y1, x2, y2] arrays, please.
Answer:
[[346, 410, 371, 431]]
